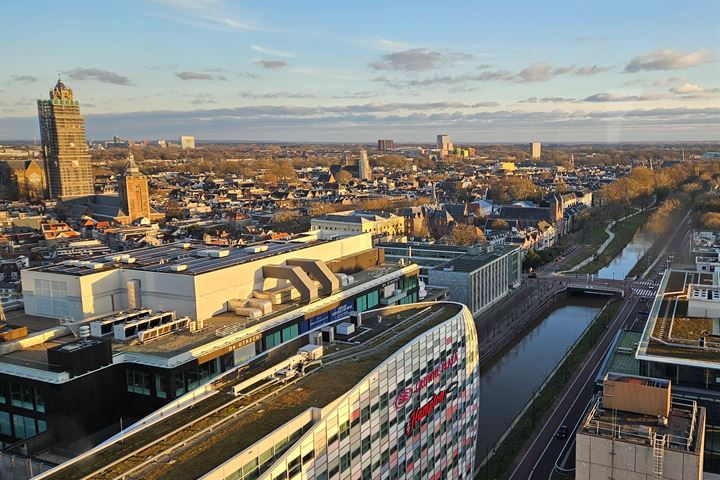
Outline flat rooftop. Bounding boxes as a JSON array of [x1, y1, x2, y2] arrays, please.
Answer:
[[637, 269, 720, 367], [0, 263, 413, 368], [581, 395, 701, 454], [32, 234, 330, 276], [44, 302, 462, 480], [434, 244, 517, 273]]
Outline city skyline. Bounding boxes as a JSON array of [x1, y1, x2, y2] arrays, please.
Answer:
[[1, 0, 719, 142]]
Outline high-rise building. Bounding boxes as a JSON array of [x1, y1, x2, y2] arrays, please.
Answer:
[[180, 135, 196, 150], [437, 134, 452, 152], [531, 141, 542, 160], [117, 153, 151, 223], [37, 79, 94, 199], [377, 139, 394, 151], [358, 149, 371, 180]]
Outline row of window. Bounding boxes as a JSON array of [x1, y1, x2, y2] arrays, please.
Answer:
[[0, 412, 46, 439], [0, 382, 45, 413], [126, 358, 222, 399]]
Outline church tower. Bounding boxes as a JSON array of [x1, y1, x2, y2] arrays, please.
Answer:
[[117, 153, 151, 223]]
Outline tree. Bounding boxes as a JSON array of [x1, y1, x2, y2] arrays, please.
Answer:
[[489, 219, 510, 230], [447, 224, 486, 246], [335, 169, 353, 185], [701, 212, 720, 230]]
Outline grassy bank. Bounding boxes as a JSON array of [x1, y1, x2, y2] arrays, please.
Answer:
[[573, 210, 651, 275], [559, 223, 611, 272], [478, 300, 621, 480]]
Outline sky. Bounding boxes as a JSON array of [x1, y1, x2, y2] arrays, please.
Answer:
[[1, 0, 719, 142]]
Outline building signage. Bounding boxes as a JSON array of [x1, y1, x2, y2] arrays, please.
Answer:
[[404, 390, 447, 436], [309, 300, 353, 330], [197, 333, 262, 364], [394, 352, 458, 409]]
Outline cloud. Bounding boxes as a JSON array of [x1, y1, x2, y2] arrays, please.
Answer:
[[670, 83, 720, 98], [374, 69, 514, 88], [65, 67, 130, 85], [239, 90, 315, 99], [10, 75, 37, 83], [624, 78, 648, 86], [189, 94, 217, 105], [519, 96, 577, 104], [369, 38, 413, 52], [176, 71, 227, 81], [329, 91, 376, 99], [254, 60, 287, 70], [624, 49, 710, 72], [654, 76, 687, 87], [583, 92, 666, 102], [3, 106, 719, 141], [369, 48, 474, 71], [237, 72, 260, 79], [575, 65, 612, 76], [250, 44, 294, 58], [146, 0, 262, 32]]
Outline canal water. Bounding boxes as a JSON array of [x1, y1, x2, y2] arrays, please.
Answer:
[[477, 295, 608, 452], [596, 227, 653, 280]]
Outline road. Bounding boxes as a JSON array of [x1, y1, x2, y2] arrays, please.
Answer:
[[504, 211, 694, 480]]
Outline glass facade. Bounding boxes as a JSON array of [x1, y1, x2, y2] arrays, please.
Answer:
[[208, 303, 479, 480]]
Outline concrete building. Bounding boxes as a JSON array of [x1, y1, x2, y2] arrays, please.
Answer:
[[310, 210, 405, 241], [576, 373, 705, 480], [2, 233, 432, 459], [633, 268, 720, 471], [428, 244, 522, 317], [531, 141, 542, 160], [37, 80, 94, 199], [377, 139, 394, 151], [358, 149, 371, 181], [179, 135, 195, 150], [437, 134, 452, 152]]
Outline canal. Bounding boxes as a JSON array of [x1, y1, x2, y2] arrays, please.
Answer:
[[596, 227, 653, 280], [477, 294, 608, 452]]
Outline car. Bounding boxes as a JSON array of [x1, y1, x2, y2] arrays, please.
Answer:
[[555, 425, 569, 439]]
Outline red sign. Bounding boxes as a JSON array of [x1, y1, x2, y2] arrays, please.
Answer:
[[404, 390, 446, 436], [394, 353, 458, 409]]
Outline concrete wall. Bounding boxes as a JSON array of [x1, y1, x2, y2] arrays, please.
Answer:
[[576, 432, 702, 480]]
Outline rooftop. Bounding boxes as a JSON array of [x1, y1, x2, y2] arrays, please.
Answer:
[[1, 263, 415, 370], [637, 269, 720, 368], [581, 394, 701, 454], [433, 244, 518, 273], [44, 302, 462, 480], [31, 234, 329, 276]]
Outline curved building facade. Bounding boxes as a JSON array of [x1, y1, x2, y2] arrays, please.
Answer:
[[201, 301, 480, 480]]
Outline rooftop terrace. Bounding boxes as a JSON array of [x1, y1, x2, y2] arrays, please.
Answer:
[[638, 269, 720, 367]]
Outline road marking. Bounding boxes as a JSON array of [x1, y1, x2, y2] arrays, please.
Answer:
[[509, 296, 638, 480]]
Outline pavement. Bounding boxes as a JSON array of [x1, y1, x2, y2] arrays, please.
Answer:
[[502, 210, 695, 480]]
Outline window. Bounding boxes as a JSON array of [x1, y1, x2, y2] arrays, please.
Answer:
[[126, 370, 151, 395], [0, 383, 6, 405], [155, 375, 167, 399], [0, 412, 10, 436], [12, 414, 37, 439]]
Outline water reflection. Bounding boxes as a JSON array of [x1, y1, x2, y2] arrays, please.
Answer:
[[477, 296, 607, 450], [597, 228, 653, 280]]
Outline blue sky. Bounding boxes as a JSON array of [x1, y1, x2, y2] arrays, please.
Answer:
[[1, 0, 718, 142]]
